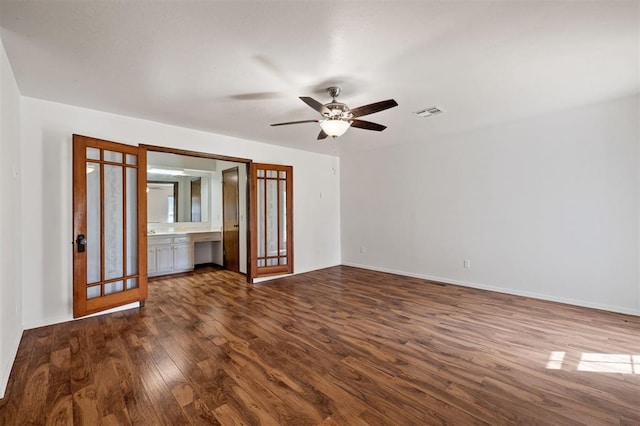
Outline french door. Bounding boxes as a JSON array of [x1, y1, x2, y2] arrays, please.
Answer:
[[250, 163, 293, 279], [72, 135, 147, 318]]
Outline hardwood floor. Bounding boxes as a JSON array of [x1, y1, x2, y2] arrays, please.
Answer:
[[1, 265, 639, 425]]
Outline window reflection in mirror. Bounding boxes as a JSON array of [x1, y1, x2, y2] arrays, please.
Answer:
[[147, 181, 177, 223]]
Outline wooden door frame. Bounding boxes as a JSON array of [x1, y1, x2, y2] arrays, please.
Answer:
[[190, 178, 202, 222], [141, 145, 253, 281]]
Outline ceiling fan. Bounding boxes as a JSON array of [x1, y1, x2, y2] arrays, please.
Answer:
[[271, 87, 398, 140]]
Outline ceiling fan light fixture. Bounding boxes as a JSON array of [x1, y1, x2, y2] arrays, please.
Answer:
[[270, 87, 397, 139], [319, 119, 351, 138]]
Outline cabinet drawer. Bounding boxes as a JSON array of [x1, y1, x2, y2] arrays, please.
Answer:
[[148, 237, 172, 245], [173, 236, 191, 244], [192, 232, 221, 242]]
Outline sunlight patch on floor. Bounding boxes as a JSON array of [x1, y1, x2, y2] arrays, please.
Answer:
[[577, 353, 640, 374], [546, 351, 565, 370], [546, 351, 640, 374]]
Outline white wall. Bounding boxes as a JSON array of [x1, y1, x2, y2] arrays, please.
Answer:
[[341, 96, 640, 315], [20, 97, 341, 329], [0, 37, 23, 398]]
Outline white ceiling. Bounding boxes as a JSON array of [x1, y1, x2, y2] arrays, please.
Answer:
[[0, 1, 637, 156]]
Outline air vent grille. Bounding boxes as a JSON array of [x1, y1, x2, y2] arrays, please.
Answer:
[[415, 106, 446, 118]]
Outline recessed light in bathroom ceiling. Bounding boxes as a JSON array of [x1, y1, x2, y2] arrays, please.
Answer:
[[147, 168, 186, 176]]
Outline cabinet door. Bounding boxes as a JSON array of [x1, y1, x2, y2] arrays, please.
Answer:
[[148, 247, 158, 276], [173, 243, 194, 271], [156, 245, 174, 274]]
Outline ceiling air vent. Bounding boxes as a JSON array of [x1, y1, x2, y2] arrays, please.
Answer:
[[415, 106, 446, 118]]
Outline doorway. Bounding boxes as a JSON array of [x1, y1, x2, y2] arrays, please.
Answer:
[[145, 146, 250, 276]]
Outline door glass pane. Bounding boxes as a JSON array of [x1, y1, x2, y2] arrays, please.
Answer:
[[280, 258, 287, 265], [86, 162, 101, 284], [125, 154, 137, 165], [267, 170, 277, 178], [104, 150, 123, 163], [104, 165, 124, 280], [126, 167, 138, 275], [267, 258, 278, 266], [279, 179, 287, 257], [104, 280, 124, 295], [87, 285, 101, 299], [86, 147, 100, 160], [279, 171, 286, 179], [257, 176, 265, 258], [266, 179, 278, 257], [127, 278, 138, 290]]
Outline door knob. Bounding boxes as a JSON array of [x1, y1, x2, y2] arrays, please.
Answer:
[[76, 234, 87, 253]]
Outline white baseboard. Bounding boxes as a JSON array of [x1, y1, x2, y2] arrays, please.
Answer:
[[23, 301, 141, 330], [342, 262, 640, 317], [0, 328, 23, 399], [252, 262, 341, 284]]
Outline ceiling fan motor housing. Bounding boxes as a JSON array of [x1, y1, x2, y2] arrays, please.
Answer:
[[323, 86, 353, 120], [323, 102, 352, 120]]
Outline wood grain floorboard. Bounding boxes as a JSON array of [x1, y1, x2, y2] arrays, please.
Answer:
[[1, 265, 639, 425]]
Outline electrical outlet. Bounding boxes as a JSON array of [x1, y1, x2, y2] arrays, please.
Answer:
[[360, 246, 366, 254], [463, 259, 471, 269]]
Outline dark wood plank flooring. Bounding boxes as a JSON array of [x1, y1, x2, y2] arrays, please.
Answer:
[[1, 265, 639, 425]]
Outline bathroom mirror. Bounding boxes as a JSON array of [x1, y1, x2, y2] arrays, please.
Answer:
[[147, 152, 213, 223]]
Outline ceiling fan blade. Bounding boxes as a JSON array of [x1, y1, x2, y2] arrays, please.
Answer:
[[300, 97, 329, 115], [229, 91, 284, 100], [317, 130, 328, 140], [270, 119, 319, 127], [349, 99, 398, 118], [350, 119, 387, 131]]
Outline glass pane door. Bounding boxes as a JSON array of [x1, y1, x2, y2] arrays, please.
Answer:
[[73, 135, 147, 317], [250, 163, 293, 278]]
